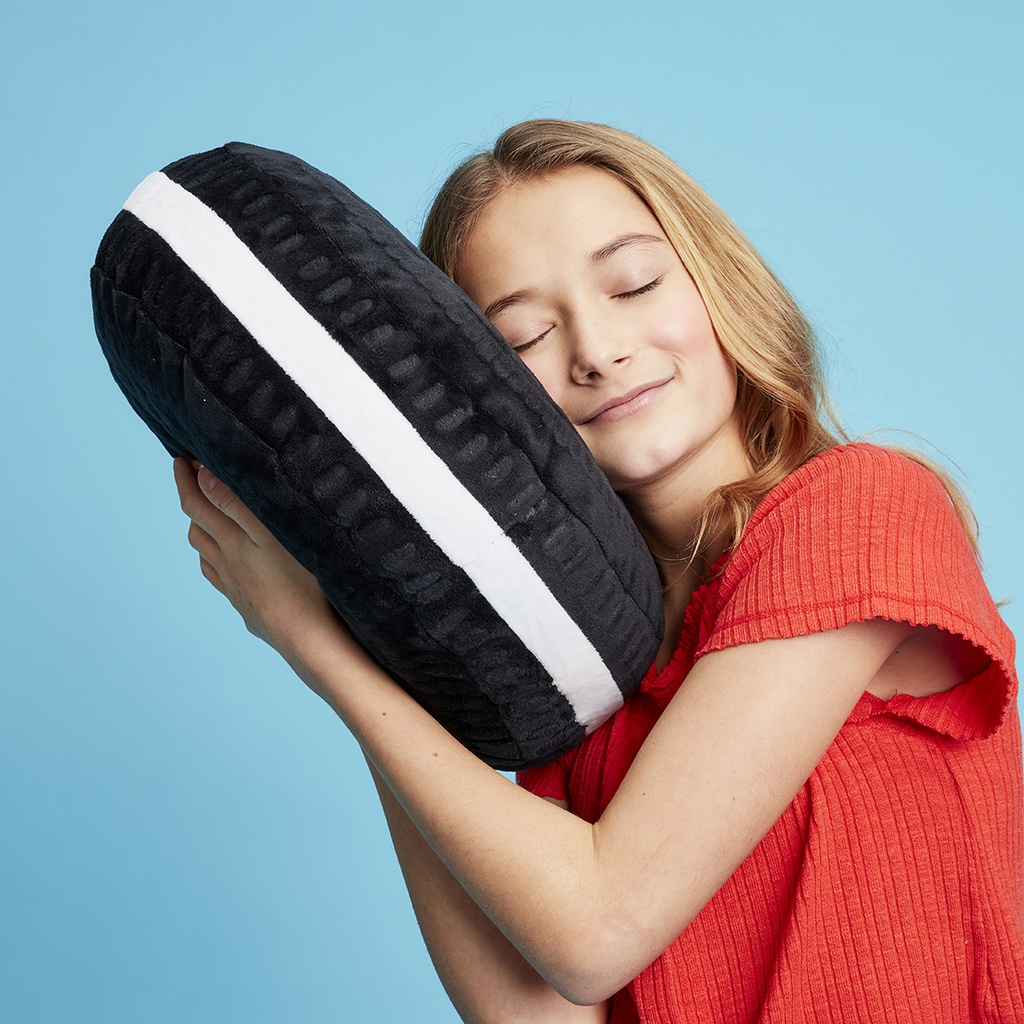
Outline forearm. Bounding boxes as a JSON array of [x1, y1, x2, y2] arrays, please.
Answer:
[[286, 625, 624, 1003], [367, 763, 608, 1024]]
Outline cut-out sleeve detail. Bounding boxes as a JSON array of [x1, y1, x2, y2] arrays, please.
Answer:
[[696, 444, 1017, 739]]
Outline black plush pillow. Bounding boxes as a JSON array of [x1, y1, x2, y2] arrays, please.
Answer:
[[90, 143, 662, 769]]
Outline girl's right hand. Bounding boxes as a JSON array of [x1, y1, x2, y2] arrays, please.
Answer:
[[172, 458, 360, 687]]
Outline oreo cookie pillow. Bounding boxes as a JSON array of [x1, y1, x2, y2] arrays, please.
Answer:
[[90, 143, 663, 770]]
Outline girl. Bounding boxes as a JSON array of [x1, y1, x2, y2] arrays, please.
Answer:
[[174, 120, 1022, 1022]]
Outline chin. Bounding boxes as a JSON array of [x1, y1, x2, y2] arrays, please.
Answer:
[[602, 461, 679, 495]]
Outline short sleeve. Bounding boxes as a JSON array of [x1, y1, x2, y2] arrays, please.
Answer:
[[697, 444, 1017, 740]]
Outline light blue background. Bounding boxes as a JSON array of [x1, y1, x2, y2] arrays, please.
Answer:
[[2, 2, 1021, 1021]]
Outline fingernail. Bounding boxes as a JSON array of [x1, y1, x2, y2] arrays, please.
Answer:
[[197, 465, 216, 493]]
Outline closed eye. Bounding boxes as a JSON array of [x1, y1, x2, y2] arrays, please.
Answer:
[[614, 276, 663, 300], [511, 326, 553, 354]]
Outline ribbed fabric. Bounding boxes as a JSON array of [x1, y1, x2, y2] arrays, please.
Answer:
[[519, 445, 1023, 1021]]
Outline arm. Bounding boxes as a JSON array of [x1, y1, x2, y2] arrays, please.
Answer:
[[369, 764, 608, 1023], [176, 460, 606, 1022], [176, 459, 911, 1005]]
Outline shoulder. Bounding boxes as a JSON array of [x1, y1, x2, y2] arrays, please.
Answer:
[[724, 440, 981, 596], [704, 443, 1016, 700], [728, 443, 970, 587], [745, 443, 948, 536]]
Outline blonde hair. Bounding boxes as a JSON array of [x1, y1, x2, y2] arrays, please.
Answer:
[[421, 119, 978, 561]]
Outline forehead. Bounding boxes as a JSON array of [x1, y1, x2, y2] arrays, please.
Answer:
[[458, 166, 667, 297]]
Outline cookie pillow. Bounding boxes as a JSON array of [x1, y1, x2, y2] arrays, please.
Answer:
[[90, 142, 663, 769]]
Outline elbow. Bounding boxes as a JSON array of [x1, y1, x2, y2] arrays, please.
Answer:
[[555, 976, 623, 1009], [538, 923, 646, 1006], [548, 962, 633, 1007]]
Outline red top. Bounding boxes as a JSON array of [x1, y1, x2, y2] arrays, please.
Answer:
[[519, 444, 1023, 1022]]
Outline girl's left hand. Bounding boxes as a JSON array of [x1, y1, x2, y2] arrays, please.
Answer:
[[172, 458, 340, 665]]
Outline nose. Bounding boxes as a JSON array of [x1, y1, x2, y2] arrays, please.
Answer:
[[568, 315, 634, 384]]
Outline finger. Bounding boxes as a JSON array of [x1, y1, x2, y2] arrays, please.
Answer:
[[198, 555, 226, 595], [187, 519, 222, 564], [174, 457, 212, 520], [173, 458, 248, 546], [195, 465, 273, 545]]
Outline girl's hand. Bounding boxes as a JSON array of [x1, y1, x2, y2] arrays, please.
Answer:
[[172, 458, 342, 667]]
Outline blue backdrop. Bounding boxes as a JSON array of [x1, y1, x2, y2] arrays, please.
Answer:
[[2, 2, 1021, 1021]]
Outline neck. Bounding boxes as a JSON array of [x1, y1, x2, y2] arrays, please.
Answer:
[[624, 480, 730, 606], [623, 478, 730, 672], [619, 439, 748, 578], [617, 434, 751, 667]]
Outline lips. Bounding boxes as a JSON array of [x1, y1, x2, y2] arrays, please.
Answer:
[[580, 378, 673, 425]]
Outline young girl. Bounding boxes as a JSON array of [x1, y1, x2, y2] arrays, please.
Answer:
[[174, 120, 1023, 1022]]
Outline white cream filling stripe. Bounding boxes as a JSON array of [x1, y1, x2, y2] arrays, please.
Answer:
[[124, 170, 624, 730]]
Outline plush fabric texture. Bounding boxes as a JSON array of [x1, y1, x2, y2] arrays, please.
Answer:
[[520, 444, 1023, 1021], [90, 142, 663, 769]]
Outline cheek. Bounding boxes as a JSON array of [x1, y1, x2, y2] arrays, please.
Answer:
[[666, 319, 739, 417], [657, 298, 730, 377], [649, 294, 714, 354], [710, 357, 741, 430]]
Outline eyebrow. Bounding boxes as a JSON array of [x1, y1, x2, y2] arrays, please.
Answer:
[[483, 290, 533, 321], [482, 232, 670, 321], [588, 232, 669, 264]]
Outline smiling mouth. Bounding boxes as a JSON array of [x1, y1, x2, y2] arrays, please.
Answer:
[[581, 379, 672, 425]]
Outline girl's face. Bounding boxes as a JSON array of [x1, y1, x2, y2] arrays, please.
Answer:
[[458, 166, 746, 497]]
